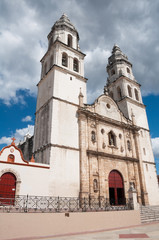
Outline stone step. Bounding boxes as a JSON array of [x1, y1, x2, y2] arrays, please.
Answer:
[[140, 205, 159, 223]]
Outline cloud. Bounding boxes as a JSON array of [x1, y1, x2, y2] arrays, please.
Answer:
[[0, 137, 11, 145], [151, 137, 159, 159], [1, 0, 159, 105], [22, 116, 32, 122], [0, 125, 34, 146], [85, 47, 111, 103]]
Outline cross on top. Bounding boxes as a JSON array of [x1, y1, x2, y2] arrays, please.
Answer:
[[11, 137, 16, 145]]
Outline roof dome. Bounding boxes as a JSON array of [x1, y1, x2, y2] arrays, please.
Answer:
[[111, 44, 128, 60], [52, 14, 79, 39]]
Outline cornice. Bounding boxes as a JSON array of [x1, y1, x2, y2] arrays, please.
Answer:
[[34, 143, 79, 154], [35, 96, 79, 115], [40, 39, 86, 62], [107, 59, 132, 69], [37, 64, 87, 86], [78, 108, 140, 132], [87, 149, 139, 163], [143, 161, 156, 165], [108, 75, 141, 87], [118, 96, 146, 109]]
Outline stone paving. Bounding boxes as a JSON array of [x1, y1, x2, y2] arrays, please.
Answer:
[[39, 222, 159, 240]]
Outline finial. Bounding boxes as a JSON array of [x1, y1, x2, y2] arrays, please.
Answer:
[[11, 137, 16, 146], [30, 155, 35, 163], [112, 44, 121, 54], [131, 109, 135, 125], [79, 88, 84, 106], [79, 88, 84, 97], [104, 85, 108, 95]]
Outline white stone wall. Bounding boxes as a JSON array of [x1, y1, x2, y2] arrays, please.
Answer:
[[127, 102, 149, 129], [143, 163, 159, 205], [139, 130, 155, 163], [36, 70, 54, 111], [53, 69, 86, 105], [49, 147, 80, 197], [51, 100, 79, 148]]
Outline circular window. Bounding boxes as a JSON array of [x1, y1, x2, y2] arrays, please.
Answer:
[[106, 103, 111, 109]]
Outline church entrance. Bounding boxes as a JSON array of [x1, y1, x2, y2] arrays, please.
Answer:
[[0, 173, 16, 205], [109, 170, 125, 205]]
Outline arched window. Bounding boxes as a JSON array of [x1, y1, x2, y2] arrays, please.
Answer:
[[7, 154, 15, 163], [109, 170, 125, 205], [127, 140, 131, 151], [93, 179, 98, 192], [127, 85, 132, 98], [0, 173, 16, 204], [109, 91, 114, 99], [62, 53, 68, 67], [68, 34, 72, 47], [108, 131, 116, 146], [50, 55, 53, 69], [117, 86, 122, 100], [73, 58, 79, 72], [111, 69, 115, 75], [127, 67, 130, 73], [134, 88, 139, 101]]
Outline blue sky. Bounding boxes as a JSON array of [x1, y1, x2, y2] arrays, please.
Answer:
[[0, 0, 159, 173]]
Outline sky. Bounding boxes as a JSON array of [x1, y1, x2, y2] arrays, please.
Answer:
[[0, 0, 159, 172]]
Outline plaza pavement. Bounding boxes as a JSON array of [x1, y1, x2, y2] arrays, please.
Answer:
[[37, 222, 159, 240]]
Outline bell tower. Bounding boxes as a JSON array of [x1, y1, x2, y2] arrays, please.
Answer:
[[106, 45, 159, 205], [106, 44, 148, 129], [33, 14, 87, 197]]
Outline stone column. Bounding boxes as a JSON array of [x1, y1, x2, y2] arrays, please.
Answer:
[[127, 161, 132, 182], [133, 162, 142, 204], [78, 111, 89, 199], [133, 131, 149, 205], [98, 157, 105, 199]]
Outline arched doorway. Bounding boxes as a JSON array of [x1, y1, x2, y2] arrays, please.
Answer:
[[109, 170, 125, 205], [0, 173, 16, 205]]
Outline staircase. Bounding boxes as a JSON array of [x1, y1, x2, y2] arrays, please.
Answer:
[[140, 205, 159, 223]]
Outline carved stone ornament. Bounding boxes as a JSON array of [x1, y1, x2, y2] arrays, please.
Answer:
[[90, 123, 96, 128], [10, 148, 14, 153], [129, 182, 136, 192], [126, 132, 130, 138], [120, 146, 124, 152], [93, 171, 99, 176], [102, 142, 106, 149]]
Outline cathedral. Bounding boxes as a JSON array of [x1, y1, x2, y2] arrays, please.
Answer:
[[0, 14, 159, 206]]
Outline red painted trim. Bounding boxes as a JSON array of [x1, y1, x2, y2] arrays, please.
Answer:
[[119, 233, 149, 238], [0, 160, 50, 169], [0, 144, 28, 164]]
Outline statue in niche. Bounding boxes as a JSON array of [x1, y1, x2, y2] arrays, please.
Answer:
[[93, 179, 98, 192], [91, 131, 96, 143]]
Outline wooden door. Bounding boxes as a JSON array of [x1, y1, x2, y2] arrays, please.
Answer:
[[0, 173, 16, 205], [109, 170, 125, 205]]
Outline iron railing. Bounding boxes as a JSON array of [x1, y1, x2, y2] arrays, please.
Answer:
[[0, 195, 133, 213]]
